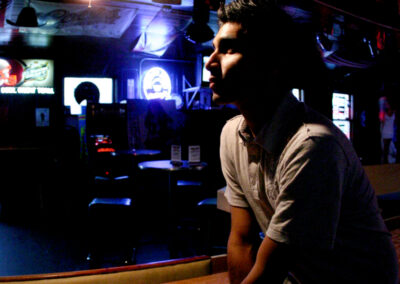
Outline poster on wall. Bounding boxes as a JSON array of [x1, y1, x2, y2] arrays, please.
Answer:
[[0, 58, 55, 95], [5, 0, 137, 38], [35, 108, 50, 127]]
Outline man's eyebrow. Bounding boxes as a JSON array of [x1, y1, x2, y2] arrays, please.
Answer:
[[219, 37, 239, 44], [218, 37, 243, 49]]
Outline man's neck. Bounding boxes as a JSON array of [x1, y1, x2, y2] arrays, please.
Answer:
[[235, 90, 287, 137]]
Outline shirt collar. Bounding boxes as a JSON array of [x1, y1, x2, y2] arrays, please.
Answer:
[[238, 119, 253, 144], [238, 93, 304, 154]]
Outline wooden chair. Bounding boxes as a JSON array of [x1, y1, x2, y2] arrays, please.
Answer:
[[364, 164, 400, 218], [384, 216, 400, 283]]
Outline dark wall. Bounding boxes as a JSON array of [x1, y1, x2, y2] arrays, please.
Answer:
[[180, 107, 240, 190], [0, 33, 202, 221], [0, 31, 395, 221]]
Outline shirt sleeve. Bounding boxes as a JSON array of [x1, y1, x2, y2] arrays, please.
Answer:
[[266, 136, 348, 249], [220, 120, 249, 208]]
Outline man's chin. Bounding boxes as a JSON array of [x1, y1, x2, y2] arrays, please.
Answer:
[[212, 93, 233, 105]]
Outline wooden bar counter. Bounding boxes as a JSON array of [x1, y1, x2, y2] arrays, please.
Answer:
[[164, 271, 229, 283]]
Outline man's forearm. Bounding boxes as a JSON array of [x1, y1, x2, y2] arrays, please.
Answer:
[[241, 236, 289, 284], [227, 233, 257, 284]]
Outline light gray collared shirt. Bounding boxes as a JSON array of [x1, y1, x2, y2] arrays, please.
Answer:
[[220, 94, 398, 283]]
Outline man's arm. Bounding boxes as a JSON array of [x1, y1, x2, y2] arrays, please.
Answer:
[[241, 235, 290, 284], [228, 207, 292, 284], [227, 206, 260, 284]]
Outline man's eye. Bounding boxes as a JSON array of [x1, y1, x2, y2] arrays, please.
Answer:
[[219, 39, 241, 54], [220, 45, 236, 54]]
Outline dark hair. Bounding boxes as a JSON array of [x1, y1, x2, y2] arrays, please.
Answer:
[[218, 0, 289, 36], [218, 0, 295, 47], [218, 0, 329, 92]]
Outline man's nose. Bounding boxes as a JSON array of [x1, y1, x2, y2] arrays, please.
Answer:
[[207, 50, 220, 70]]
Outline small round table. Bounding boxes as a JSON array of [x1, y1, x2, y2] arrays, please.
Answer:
[[114, 149, 161, 157], [138, 160, 208, 257], [137, 159, 207, 212], [110, 149, 162, 177], [138, 160, 207, 172]]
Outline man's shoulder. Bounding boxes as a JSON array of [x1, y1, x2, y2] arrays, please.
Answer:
[[222, 114, 243, 132], [220, 115, 243, 149], [226, 114, 243, 124], [302, 107, 347, 141], [284, 111, 354, 164]]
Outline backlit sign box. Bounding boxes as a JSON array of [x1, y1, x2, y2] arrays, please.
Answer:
[[64, 77, 113, 115], [332, 92, 352, 120], [0, 59, 55, 95], [142, 67, 171, 100]]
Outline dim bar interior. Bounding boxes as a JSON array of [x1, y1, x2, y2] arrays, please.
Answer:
[[0, 0, 399, 278]]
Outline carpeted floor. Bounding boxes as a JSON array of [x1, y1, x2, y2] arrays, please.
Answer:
[[0, 220, 173, 277], [0, 209, 229, 277]]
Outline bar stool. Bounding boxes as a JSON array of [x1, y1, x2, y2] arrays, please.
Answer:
[[169, 179, 205, 258], [174, 179, 203, 214], [195, 197, 230, 256], [87, 196, 137, 267], [91, 174, 132, 197], [87, 174, 137, 267]]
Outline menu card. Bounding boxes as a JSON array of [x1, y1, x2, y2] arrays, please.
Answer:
[[188, 145, 201, 164], [171, 145, 182, 166]]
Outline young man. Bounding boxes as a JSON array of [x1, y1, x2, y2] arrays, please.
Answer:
[[206, 0, 399, 283]]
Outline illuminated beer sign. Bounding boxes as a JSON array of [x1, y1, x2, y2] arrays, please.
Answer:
[[142, 67, 171, 100], [0, 59, 55, 95]]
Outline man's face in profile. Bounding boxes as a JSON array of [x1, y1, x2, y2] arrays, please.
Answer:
[[205, 22, 259, 105]]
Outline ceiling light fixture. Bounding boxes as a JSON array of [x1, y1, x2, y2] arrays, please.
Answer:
[[184, 0, 214, 43], [6, 0, 45, 28], [185, 22, 214, 44]]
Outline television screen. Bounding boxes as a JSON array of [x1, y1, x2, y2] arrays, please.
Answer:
[[333, 119, 351, 140], [64, 77, 113, 115], [332, 92, 352, 120], [202, 56, 210, 84], [0, 58, 54, 95]]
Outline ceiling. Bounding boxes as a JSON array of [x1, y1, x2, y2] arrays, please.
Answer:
[[0, 0, 399, 74], [0, 0, 220, 57]]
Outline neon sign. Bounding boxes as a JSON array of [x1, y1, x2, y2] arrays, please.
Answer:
[[142, 67, 171, 100], [0, 59, 55, 95]]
